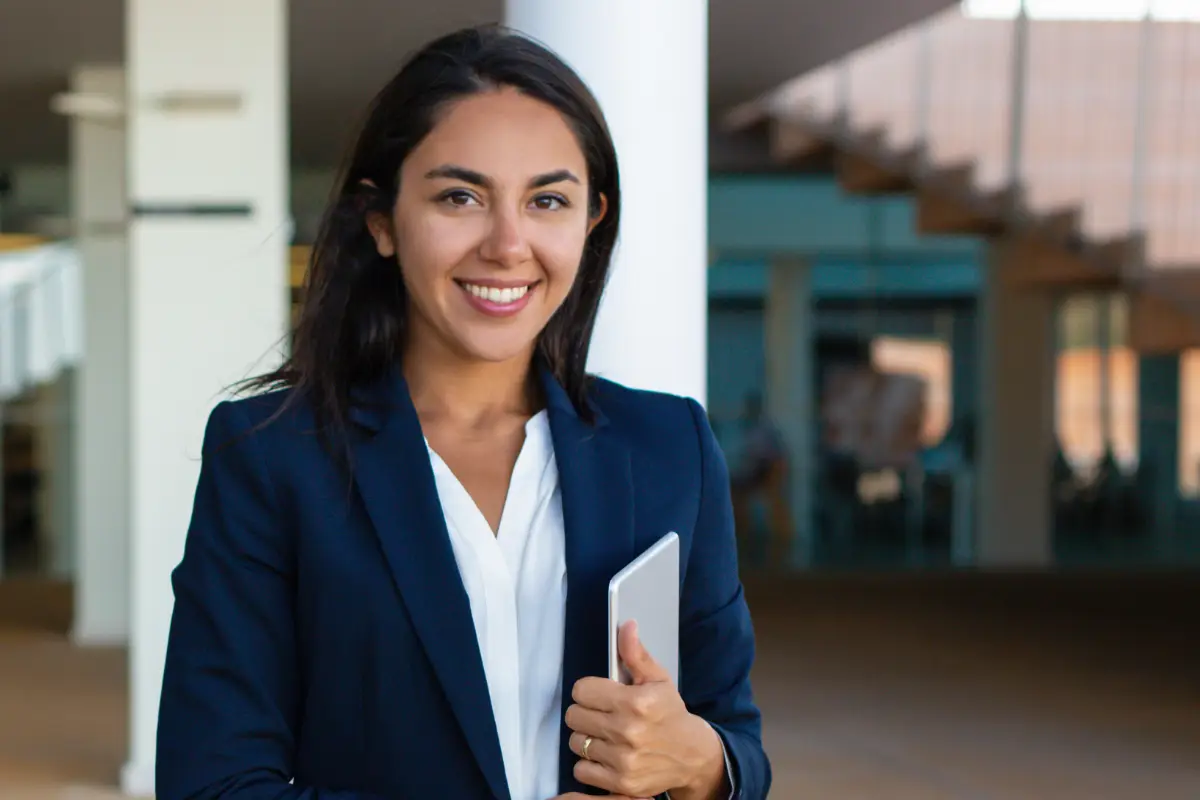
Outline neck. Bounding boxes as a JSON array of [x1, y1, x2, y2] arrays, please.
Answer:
[[402, 336, 538, 431]]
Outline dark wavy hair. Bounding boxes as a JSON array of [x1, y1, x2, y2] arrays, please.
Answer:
[[246, 24, 621, 438]]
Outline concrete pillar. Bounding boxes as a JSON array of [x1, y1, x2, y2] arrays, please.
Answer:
[[976, 241, 1055, 567], [39, 369, 77, 579], [69, 64, 131, 644], [1138, 354, 1180, 542], [505, 0, 709, 403], [122, 1, 289, 794], [764, 259, 814, 567]]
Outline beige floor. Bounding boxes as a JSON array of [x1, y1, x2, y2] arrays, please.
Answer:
[[1, 573, 1198, 799]]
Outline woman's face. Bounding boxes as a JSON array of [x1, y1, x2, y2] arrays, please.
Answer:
[[368, 87, 606, 366]]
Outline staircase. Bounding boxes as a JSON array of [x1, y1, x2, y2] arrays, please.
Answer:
[[722, 6, 1200, 353]]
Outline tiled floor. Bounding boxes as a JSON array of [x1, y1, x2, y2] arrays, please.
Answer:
[[1, 573, 1198, 798], [0, 630, 126, 799]]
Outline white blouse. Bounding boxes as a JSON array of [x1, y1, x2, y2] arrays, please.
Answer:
[[427, 410, 567, 800], [427, 411, 736, 800]]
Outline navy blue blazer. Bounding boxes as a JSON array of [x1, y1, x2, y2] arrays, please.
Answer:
[[156, 368, 770, 799]]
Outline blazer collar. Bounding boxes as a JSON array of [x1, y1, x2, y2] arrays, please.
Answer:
[[536, 369, 637, 792], [347, 364, 635, 797], [347, 368, 509, 800]]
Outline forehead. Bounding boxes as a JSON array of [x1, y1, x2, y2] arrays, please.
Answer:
[[405, 87, 588, 178]]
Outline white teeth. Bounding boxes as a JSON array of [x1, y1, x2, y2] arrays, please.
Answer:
[[463, 283, 530, 305]]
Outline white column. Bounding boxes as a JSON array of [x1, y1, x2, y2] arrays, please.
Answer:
[[69, 64, 131, 645], [764, 259, 814, 567], [41, 368, 77, 579], [976, 241, 1055, 567], [122, 1, 289, 794], [505, 0, 709, 403]]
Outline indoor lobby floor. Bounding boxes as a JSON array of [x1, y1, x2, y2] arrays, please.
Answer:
[[0, 572, 1197, 799]]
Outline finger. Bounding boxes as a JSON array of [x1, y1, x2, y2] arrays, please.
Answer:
[[551, 794, 647, 800], [571, 675, 621, 712], [572, 758, 656, 800], [572, 758, 621, 796], [567, 731, 619, 769], [618, 620, 670, 685], [564, 703, 610, 739]]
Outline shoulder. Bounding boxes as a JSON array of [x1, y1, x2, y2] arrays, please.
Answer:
[[590, 375, 699, 430], [207, 386, 296, 430], [201, 386, 319, 457], [587, 377, 716, 467]]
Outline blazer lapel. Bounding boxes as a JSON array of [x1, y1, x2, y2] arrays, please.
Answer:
[[541, 373, 637, 794], [348, 373, 511, 800]]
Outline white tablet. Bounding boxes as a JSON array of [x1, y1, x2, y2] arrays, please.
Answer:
[[607, 532, 680, 686]]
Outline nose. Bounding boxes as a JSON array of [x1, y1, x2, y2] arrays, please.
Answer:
[[479, 207, 532, 268]]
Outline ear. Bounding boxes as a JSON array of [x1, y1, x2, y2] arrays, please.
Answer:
[[365, 210, 396, 258], [359, 180, 396, 258], [586, 192, 609, 235]]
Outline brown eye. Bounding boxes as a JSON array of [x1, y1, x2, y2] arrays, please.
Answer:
[[440, 189, 480, 207], [532, 194, 569, 211]]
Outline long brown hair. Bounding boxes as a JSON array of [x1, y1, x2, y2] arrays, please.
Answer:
[[243, 24, 621, 443]]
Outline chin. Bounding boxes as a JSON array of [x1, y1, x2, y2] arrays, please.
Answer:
[[455, 335, 540, 366]]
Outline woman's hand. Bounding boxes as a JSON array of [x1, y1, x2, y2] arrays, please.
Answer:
[[564, 622, 729, 800]]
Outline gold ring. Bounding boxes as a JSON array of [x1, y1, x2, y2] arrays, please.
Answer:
[[581, 736, 594, 761]]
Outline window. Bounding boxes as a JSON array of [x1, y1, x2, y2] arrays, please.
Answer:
[[870, 337, 952, 447], [1182, 349, 1200, 495], [963, 0, 1200, 20]]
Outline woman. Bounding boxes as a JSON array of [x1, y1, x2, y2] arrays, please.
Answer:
[[156, 25, 770, 800]]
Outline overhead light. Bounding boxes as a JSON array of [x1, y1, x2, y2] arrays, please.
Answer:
[[50, 91, 125, 120]]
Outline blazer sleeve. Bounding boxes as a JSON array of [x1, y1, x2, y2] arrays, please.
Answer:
[[679, 398, 772, 800], [156, 401, 385, 800]]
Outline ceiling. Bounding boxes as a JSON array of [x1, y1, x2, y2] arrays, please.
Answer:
[[0, 0, 955, 166]]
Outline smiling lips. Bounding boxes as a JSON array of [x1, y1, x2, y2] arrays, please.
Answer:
[[457, 279, 538, 317]]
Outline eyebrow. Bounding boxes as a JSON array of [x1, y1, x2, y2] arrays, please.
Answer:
[[424, 164, 581, 189]]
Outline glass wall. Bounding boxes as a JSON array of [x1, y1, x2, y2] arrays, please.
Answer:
[[1182, 351, 1200, 498], [707, 302, 768, 460], [708, 285, 1199, 572], [809, 310, 958, 568], [1052, 294, 1199, 566], [813, 326, 956, 568], [710, 295, 964, 570]]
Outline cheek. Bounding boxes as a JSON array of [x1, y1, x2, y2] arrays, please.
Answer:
[[395, 216, 470, 290], [535, 228, 589, 295]]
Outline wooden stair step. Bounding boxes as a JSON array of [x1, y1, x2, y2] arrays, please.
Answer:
[[1129, 271, 1200, 353], [837, 140, 925, 196], [1001, 237, 1116, 291], [1001, 229, 1143, 291], [768, 117, 835, 166], [743, 106, 1199, 342], [917, 165, 1015, 237], [1030, 206, 1083, 244]]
